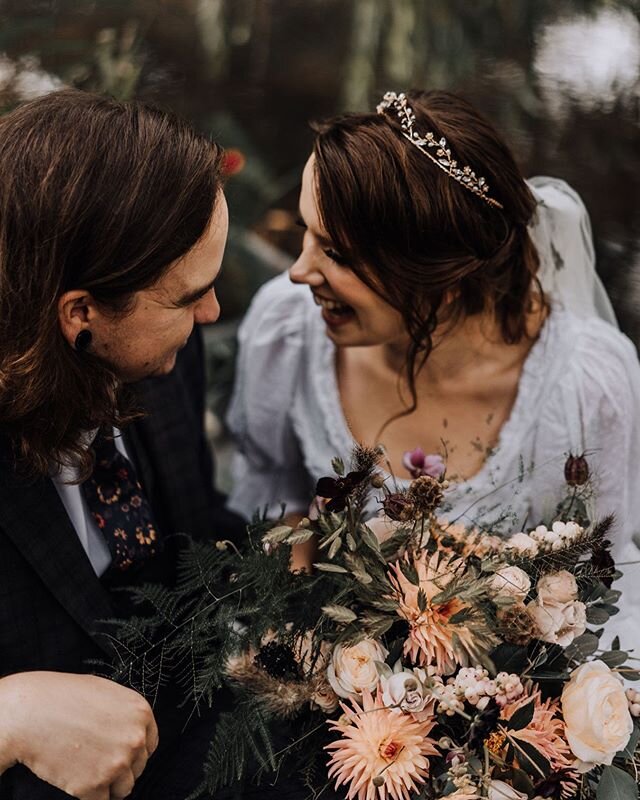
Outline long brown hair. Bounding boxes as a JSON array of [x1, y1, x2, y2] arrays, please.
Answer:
[[312, 89, 543, 419], [0, 89, 224, 477]]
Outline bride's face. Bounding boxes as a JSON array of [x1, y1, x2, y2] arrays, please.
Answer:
[[289, 155, 406, 348]]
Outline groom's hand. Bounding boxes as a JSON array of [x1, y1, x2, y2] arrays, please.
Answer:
[[0, 671, 158, 800]]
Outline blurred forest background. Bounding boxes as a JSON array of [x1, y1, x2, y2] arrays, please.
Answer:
[[0, 0, 638, 484]]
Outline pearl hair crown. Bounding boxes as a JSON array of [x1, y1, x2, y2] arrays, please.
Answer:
[[376, 91, 504, 210]]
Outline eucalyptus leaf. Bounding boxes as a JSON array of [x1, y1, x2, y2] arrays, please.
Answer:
[[596, 765, 639, 800], [616, 724, 640, 760], [600, 649, 629, 668], [566, 632, 599, 658], [586, 606, 611, 625]]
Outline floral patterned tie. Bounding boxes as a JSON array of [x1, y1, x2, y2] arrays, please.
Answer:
[[81, 430, 160, 572]]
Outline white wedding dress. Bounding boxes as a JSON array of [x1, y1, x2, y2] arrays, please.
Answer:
[[227, 177, 640, 655]]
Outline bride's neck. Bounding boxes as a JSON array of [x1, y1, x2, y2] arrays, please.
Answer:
[[379, 307, 546, 388]]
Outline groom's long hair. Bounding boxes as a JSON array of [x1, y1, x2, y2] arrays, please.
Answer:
[[0, 89, 223, 478]]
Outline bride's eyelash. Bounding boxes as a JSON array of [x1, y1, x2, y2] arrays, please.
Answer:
[[323, 247, 349, 266], [295, 215, 349, 266]]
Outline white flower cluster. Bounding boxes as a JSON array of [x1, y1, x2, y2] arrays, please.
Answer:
[[505, 520, 583, 556], [435, 666, 524, 715], [626, 687, 640, 717]]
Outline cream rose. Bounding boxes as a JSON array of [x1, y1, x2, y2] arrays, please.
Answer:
[[327, 639, 388, 699], [488, 780, 528, 800], [562, 660, 633, 768], [528, 599, 586, 647], [490, 566, 531, 600], [536, 570, 578, 605], [310, 678, 339, 713], [380, 667, 434, 718]]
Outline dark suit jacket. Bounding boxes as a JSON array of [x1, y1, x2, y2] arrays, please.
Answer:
[[0, 328, 244, 799]]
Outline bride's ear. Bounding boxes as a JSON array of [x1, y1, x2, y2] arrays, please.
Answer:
[[57, 290, 97, 348]]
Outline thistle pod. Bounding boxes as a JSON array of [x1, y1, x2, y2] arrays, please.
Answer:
[[564, 453, 589, 487], [382, 492, 414, 522]]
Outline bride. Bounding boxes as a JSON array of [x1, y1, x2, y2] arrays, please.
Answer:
[[227, 89, 640, 649]]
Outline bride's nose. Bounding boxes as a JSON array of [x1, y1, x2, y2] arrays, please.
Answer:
[[289, 251, 325, 287]]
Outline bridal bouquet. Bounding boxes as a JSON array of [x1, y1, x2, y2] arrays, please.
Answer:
[[109, 447, 640, 800]]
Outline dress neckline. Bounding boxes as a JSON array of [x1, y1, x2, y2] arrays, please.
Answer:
[[311, 305, 560, 492]]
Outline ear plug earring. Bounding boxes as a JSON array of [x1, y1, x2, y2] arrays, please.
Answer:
[[74, 330, 92, 352]]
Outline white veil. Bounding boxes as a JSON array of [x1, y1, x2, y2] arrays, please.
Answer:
[[526, 176, 618, 326]]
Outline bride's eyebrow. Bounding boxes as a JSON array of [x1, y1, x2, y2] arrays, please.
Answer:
[[296, 213, 333, 247]]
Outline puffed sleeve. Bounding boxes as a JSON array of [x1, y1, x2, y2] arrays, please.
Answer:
[[535, 318, 640, 653], [528, 176, 617, 324], [578, 324, 640, 653], [226, 273, 315, 519]]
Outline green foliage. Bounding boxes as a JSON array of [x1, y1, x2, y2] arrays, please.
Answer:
[[596, 765, 639, 800], [103, 446, 638, 798]]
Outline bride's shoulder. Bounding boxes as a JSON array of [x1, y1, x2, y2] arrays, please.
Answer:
[[553, 308, 636, 364], [548, 307, 640, 413], [237, 271, 315, 346]]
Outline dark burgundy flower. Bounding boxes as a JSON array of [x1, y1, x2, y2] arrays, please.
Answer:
[[591, 544, 616, 588], [564, 453, 589, 487], [534, 768, 577, 798], [382, 492, 414, 522], [315, 471, 367, 512]]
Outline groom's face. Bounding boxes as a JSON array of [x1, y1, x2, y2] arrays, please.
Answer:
[[94, 194, 229, 382]]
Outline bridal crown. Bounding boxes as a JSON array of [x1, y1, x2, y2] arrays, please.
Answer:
[[376, 91, 504, 210]]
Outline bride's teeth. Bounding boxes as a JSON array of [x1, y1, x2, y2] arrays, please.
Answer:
[[314, 295, 351, 313]]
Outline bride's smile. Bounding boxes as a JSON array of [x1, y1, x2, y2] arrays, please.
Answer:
[[290, 154, 406, 347]]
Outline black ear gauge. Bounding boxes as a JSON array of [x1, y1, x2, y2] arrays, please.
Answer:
[[74, 330, 93, 352]]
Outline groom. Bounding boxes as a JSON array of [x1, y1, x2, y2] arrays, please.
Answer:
[[0, 90, 243, 799]]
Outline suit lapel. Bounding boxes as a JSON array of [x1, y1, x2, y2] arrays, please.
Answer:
[[126, 370, 205, 536], [0, 462, 114, 655]]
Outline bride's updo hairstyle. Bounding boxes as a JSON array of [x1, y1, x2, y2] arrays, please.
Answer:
[[312, 89, 543, 407]]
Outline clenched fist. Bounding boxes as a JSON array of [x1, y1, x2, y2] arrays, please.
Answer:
[[0, 671, 158, 800]]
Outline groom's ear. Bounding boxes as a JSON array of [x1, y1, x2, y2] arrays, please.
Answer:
[[57, 289, 97, 347]]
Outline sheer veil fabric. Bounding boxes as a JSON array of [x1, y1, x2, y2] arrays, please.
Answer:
[[528, 176, 617, 326]]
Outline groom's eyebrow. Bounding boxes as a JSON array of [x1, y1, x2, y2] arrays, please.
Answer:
[[175, 277, 217, 307]]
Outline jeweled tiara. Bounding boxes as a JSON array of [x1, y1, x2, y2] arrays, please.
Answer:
[[376, 91, 504, 210]]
